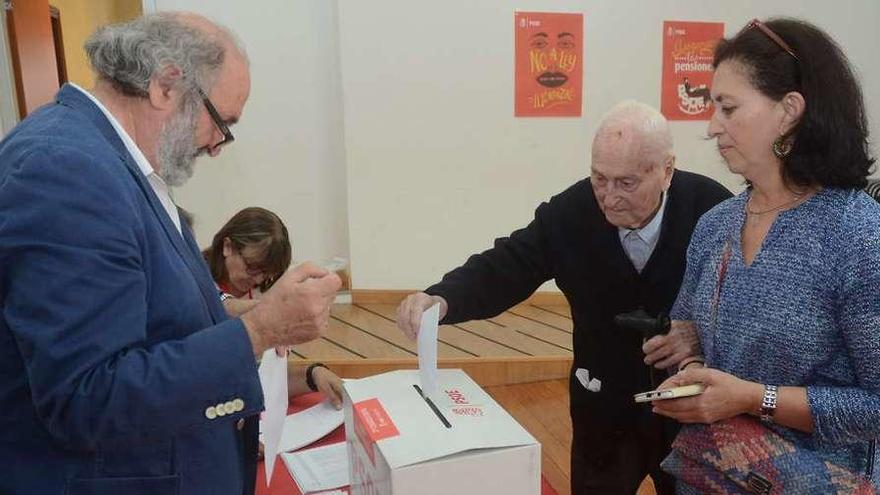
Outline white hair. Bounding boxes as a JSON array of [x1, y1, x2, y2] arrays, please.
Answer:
[[593, 100, 674, 167], [85, 12, 248, 99]]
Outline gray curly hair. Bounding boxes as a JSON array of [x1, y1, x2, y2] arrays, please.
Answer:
[[84, 13, 241, 99]]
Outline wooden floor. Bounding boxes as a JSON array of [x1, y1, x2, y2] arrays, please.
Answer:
[[291, 302, 574, 360], [290, 302, 655, 495], [485, 379, 657, 495]]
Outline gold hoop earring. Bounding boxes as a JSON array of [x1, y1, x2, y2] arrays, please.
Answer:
[[772, 136, 793, 158]]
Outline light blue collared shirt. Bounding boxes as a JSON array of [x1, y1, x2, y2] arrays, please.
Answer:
[[618, 193, 667, 272]]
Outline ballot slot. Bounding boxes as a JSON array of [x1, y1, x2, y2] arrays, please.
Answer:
[[413, 384, 452, 429], [344, 370, 540, 495]]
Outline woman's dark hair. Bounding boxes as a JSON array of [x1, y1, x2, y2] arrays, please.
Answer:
[[713, 18, 875, 189], [203, 207, 291, 291]]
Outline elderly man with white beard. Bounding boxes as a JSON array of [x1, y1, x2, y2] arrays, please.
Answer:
[[0, 12, 340, 495]]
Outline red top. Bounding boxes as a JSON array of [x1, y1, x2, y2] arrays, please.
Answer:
[[218, 280, 252, 300]]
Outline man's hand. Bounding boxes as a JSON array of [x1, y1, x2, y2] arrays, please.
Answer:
[[642, 320, 700, 369], [395, 292, 448, 340], [241, 262, 341, 356]]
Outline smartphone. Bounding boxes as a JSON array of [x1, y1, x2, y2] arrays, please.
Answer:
[[633, 384, 705, 403]]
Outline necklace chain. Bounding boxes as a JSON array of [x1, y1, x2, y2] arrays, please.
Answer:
[[746, 193, 806, 216]]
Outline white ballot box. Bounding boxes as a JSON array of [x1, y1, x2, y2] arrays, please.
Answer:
[[343, 369, 540, 495]]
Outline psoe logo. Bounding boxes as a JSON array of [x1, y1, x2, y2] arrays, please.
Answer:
[[445, 389, 486, 416], [445, 389, 469, 405], [451, 406, 485, 417], [677, 77, 712, 115]]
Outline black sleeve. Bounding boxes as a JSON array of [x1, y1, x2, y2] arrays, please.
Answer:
[[696, 175, 734, 211], [425, 202, 554, 324]]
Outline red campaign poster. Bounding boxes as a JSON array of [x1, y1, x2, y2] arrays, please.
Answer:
[[661, 21, 724, 121], [514, 12, 583, 117]]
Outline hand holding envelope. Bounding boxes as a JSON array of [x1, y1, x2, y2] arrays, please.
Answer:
[[396, 292, 448, 340], [240, 262, 341, 356], [417, 303, 441, 400]]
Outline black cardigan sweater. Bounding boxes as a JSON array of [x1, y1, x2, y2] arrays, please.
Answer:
[[426, 170, 731, 428]]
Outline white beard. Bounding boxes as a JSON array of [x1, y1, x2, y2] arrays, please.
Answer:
[[156, 100, 203, 187]]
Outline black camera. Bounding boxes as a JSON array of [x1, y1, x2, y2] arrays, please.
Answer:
[[615, 309, 671, 388], [614, 308, 670, 340]]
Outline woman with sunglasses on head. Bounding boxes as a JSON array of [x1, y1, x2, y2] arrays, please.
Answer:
[[204, 207, 344, 409], [650, 18, 879, 493]]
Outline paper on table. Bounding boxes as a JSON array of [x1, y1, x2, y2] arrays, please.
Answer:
[[258, 348, 289, 484], [281, 442, 350, 493], [417, 302, 440, 400], [278, 400, 344, 453]]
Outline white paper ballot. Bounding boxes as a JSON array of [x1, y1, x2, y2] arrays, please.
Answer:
[[278, 400, 344, 453], [282, 442, 350, 493], [258, 348, 289, 484], [417, 302, 440, 400]]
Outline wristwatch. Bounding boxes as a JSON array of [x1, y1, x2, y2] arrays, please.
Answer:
[[305, 362, 328, 392], [760, 384, 778, 423]]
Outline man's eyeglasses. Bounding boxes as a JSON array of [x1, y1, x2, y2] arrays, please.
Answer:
[[198, 88, 235, 149], [747, 19, 799, 61]]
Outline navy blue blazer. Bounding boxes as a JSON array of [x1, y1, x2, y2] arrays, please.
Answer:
[[0, 85, 264, 495]]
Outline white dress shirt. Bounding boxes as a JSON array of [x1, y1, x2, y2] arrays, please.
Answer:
[[70, 83, 182, 235]]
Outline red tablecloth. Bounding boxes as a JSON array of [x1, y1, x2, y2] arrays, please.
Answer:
[[255, 392, 558, 495]]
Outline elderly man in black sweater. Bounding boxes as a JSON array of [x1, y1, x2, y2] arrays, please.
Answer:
[[396, 100, 731, 494]]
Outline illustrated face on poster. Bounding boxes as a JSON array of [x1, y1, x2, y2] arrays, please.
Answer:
[[529, 31, 577, 88], [515, 12, 583, 117], [661, 21, 724, 121]]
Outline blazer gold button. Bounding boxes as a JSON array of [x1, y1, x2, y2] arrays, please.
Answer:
[[236, 418, 245, 430], [232, 398, 245, 412], [215, 403, 227, 417], [224, 401, 236, 415], [205, 406, 217, 420]]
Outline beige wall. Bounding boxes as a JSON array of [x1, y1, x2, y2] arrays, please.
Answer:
[[53, 0, 142, 88], [153, 0, 352, 268], [126, 1, 880, 292], [339, 0, 880, 290]]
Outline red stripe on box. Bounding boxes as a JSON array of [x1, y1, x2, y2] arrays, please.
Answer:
[[353, 398, 399, 465]]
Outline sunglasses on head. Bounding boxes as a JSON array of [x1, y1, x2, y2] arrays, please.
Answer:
[[746, 19, 799, 61]]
